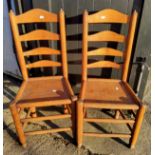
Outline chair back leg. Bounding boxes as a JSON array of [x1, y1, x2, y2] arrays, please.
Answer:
[[77, 101, 84, 147]]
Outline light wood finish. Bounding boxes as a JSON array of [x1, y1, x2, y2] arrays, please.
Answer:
[[87, 61, 120, 69], [130, 105, 146, 149], [84, 103, 139, 110], [25, 128, 72, 136], [122, 11, 138, 81], [88, 9, 129, 24], [83, 80, 139, 110], [82, 10, 88, 81], [26, 60, 61, 69], [78, 9, 145, 148], [9, 9, 75, 147], [84, 118, 135, 124], [10, 104, 26, 146], [88, 48, 123, 57], [9, 11, 28, 80], [59, 9, 68, 78], [21, 114, 71, 123], [77, 101, 84, 147], [88, 31, 126, 42], [83, 133, 131, 138], [24, 47, 60, 56], [30, 107, 37, 118], [16, 9, 58, 23], [115, 110, 120, 119], [20, 30, 59, 41]]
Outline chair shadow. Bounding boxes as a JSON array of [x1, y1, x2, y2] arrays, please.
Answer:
[[3, 121, 20, 144], [37, 110, 75, 144], [88, 122, 129, 147]]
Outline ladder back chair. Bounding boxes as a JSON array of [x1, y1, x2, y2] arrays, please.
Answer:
[[77, 9, 146, 149], [9, 9, 76, 147]]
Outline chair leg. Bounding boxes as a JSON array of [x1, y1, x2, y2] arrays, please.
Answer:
[[10, 104, 27, 148], [115, 110, 120, 119], [130, 105, 146, 149], [84, 108, 87, 117], [77, 101, 84, 147], [30, 107, 37, 118], [71, 101, 76, 139], [64, 105, 69, 114]]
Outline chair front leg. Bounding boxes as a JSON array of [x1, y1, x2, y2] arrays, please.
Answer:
[[10, 103, 27, 148], [77, 100, 84, 147], [130, 105, 146, 149]]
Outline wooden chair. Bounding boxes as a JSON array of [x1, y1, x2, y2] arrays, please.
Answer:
[[77, 9, 146, 149], [9, 9, 76, 148]]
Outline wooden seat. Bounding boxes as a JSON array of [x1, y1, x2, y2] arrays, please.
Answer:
[[77, 9, 146, 149], [17, 77, 72, 107], [82, 79, 139, 110], [9, 9, 76, 148]]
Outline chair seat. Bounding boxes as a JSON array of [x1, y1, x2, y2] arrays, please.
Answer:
[[16, 76, 72, 108], [82, 79, 140, 110]]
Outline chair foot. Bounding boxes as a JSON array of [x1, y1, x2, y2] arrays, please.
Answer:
[[130, 144, 135, 149], [78, 144, 82, 148], [22, 143, 27, 148]]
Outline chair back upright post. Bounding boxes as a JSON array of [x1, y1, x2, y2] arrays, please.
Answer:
[[82, 9, 138, 81], [122, 11, 138, 81], [59, 9, 68, 79], [10, 11, 28, 80], [82, 10, 88, 82]]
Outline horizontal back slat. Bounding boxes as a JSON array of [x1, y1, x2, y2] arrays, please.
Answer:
[[88, 31, 126, 42], [24, 47, 60, 56], [20, 30, 60, 41], [88, 48, 123, 57], [87, 61, 120, 69], [16, 9, 58, 24], [88, 9, 129, 23], [26, 60, 62, 69]]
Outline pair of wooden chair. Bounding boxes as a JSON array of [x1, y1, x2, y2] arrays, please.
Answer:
[[9, 8, 146, 149]]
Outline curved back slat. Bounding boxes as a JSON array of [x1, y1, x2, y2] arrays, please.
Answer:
[[20, 30, 60, 41], [88, 31, 126, 42], [88, 48, 123, 57], [87, 61, 120, 69], [24, 47, 60, 56], [88, 9, 129, 23], [16, 9, 58, 23], [26, 60, 61, 69]]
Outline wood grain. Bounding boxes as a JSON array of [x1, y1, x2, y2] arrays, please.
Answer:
[[20, 30, 60, 41], [16, 8, 58, 23], [87, 61, 121, 69], [88, 30, 126, 42], [88, 47, 123, 57], [24, 47, 60, 56], [26, 60, 61, 69], [88, 9, 129, 23]]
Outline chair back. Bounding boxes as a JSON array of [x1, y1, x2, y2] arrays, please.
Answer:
[[9, 9, 68, 80], [82, 9, 138, 81]]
